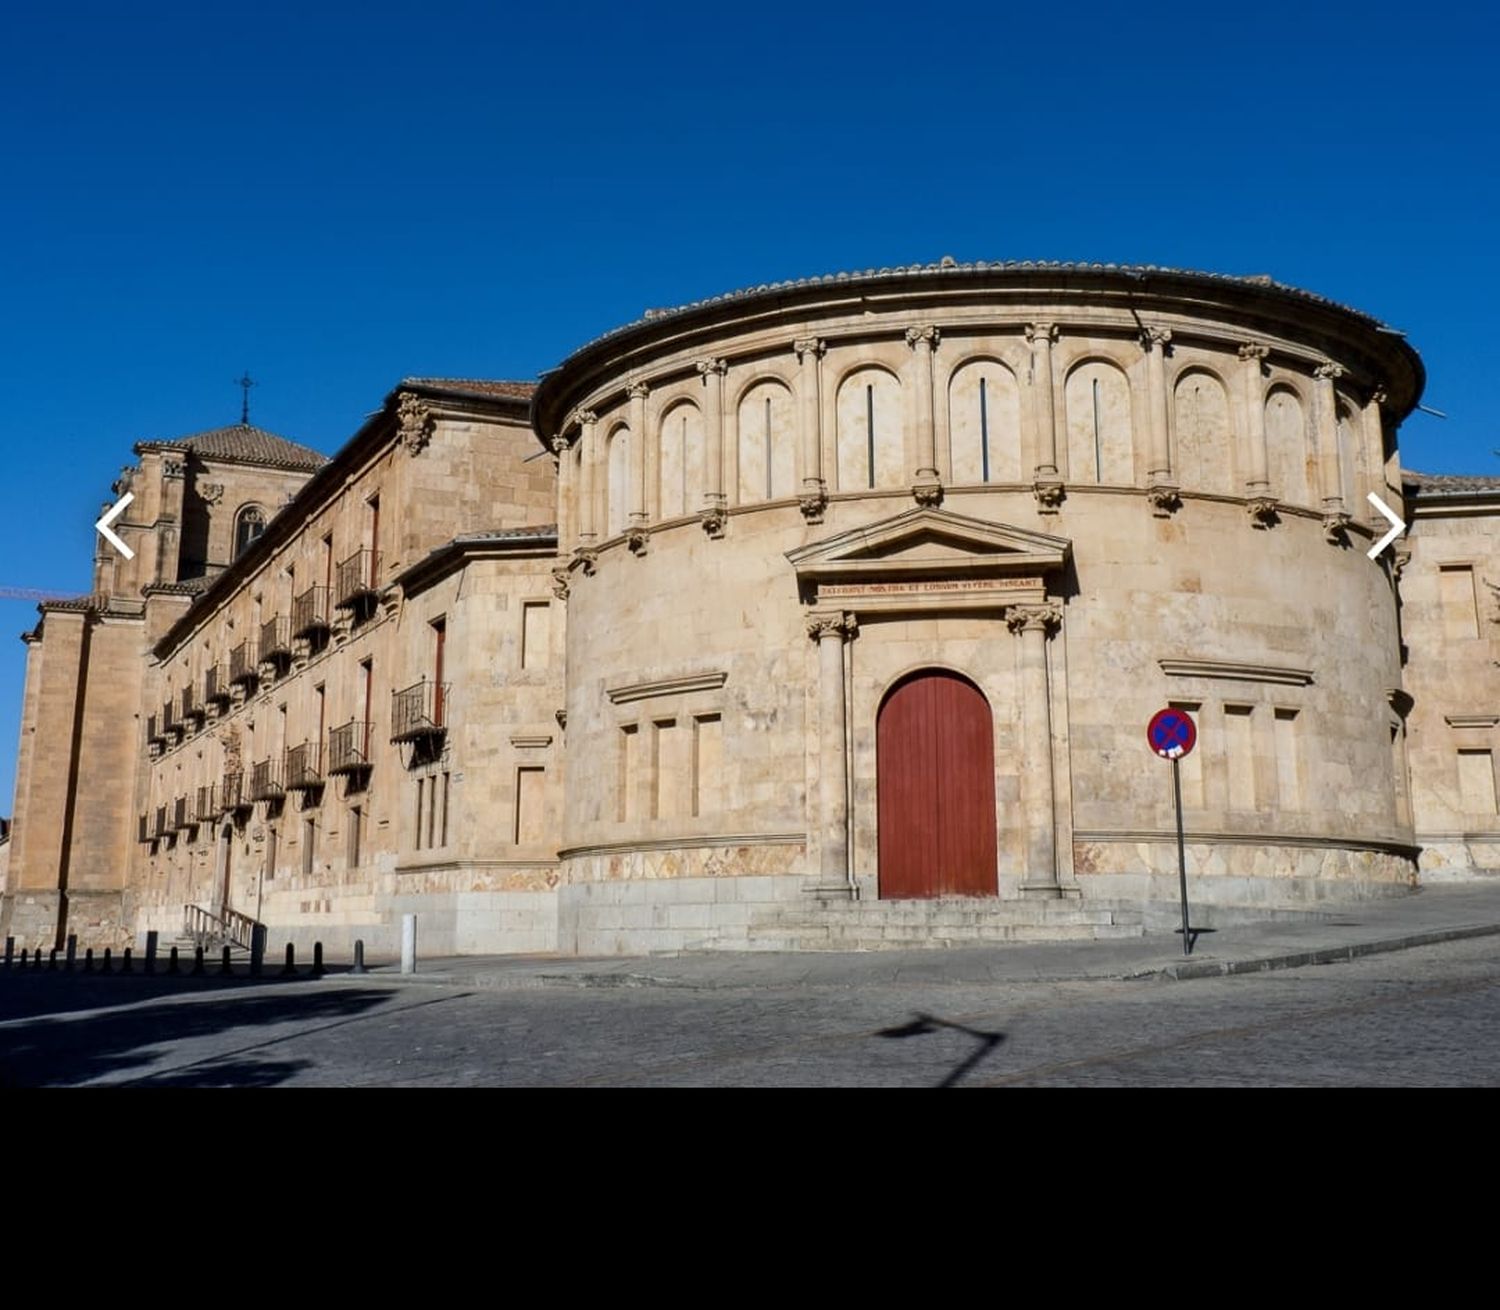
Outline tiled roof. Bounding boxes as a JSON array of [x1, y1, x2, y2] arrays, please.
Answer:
[[402, 378, 536, 402], [1404, 470, 1500, 495], [143, 423, 328, 471]]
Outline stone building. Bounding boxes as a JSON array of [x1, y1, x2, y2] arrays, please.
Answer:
[[1, 262, 1496, 956]]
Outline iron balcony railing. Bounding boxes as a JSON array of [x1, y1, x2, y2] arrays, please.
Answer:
[[204, 664, 230, 706], [229, 640, 260, 687], [162, 700, 180, 740], [219, 771, 249, 814], [260, 615, 292, 668], [196, 784, 217, 824], [153, 805, 170, 839], [292, 585, 332, 639], [335, 548, 380, 612], [146, 713, 164, 747], [328, 719, 374, 776], [285, 741, 323, 792], [180, 683, 203, 725], [171, 795, 195, 831], [391, 680, 448, 743], [138, 813, 150, 844], [249, 759, 285, 803]]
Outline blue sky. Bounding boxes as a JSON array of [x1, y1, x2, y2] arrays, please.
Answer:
[[1, 0, 1496, 807]]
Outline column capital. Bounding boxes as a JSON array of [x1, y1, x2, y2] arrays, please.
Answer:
[[806, 611, 857, 642], [549, 434, 572, 456], [1367, 385, 1388, 408], [1140, 326, 1173, 351], [1005, 603, 1061, 635], [1025, 322, 1059, 345], [626, 381, 650, 400], [1314, 361, 1346, 382], [905, 324, 940, 349], [571, 408, 598, 429], [1237, 341, 1271, 364], [695, 357, 729, 379], [793, 336, 826, 360]]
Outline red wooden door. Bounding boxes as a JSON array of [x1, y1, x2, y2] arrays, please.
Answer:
[[877, 670, 997, 898]]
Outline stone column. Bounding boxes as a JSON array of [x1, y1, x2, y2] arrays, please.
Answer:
[[1314, 361, 1350, 541], [1026, 323, 1063, 511], [550, 435, 574, 552], [794, 337, 827, 521], [906, 324, 942, 505], [807, 610, 857, 898], [1142, 328, 1179, 515], [1007, 603, 1062, 897], [574, 410, 599, 549], [696, 358, 728, 537], [1362, 387, 1389, 529], [627, 382, 649, 527]]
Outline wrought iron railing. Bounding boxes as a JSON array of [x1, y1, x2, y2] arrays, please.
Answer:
[[138, 813, 150, 843], [292, 585, 332, 639], [249, 758, 285, 802], [229, 640, 259, 686], [335, 548, 380, 611], [196, 784, 216, 823], [162, 700, 180, 740], [220, 771, 248, 813], [183, 904, 260, 952], [328, 719, 374, 775], [180, 684, 202, 725], [153, 805, 170, 839], [146, 713, 163, 747], [171, 795, 194, 831], [391, 680, 448, 743], [285, 740, 323, 792], [204, 664, 230, 705], [260, 615, 292, 668]]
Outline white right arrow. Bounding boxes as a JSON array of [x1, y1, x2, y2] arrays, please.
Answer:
[[1367, 491, 1405, 560], [96, 492, 135, 560]]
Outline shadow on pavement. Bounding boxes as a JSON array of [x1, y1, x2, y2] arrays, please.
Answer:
[[878, 1012, 1006, 1088]]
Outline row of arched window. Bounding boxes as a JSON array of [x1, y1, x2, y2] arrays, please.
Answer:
[[590, 356, 1367, 534]]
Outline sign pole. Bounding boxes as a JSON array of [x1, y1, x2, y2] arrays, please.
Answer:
[[1173, 755, 1190, 956]]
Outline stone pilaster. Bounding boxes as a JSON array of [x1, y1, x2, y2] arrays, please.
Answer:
[[1238, 342, 1276, 527], [1006, 603, 1062, 897], [696, 358, 728, 537], [550, 435, 574, 553], [1142, 328, 1179, 516], [1362, 386, 1389, 530], [626, 382, 649, 528], [1026, 323, 1063, 511], [574, 410, 599, 548], [806, 610, 857, 899], [906, 324, 942, 505], [1314, 361, 1351, 542], [794, 337, 827, 522]]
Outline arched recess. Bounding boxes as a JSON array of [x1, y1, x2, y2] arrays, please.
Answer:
[[1172, 368, 1233, 495], [876, 668, 997, 899], [947, 358, 1021, 484], [835, 365, 903, 492], [606, 424, 631, 536], [1336, 402, 1362, 510], [233, 505, 267, 561], [736, 379, 796, 504], [1064, 359, 1134, 485], [1264, 385, 1309, 506], [658, 399, 704, 520]]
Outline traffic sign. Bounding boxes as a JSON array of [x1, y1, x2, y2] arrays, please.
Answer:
[[1147, 707, 1196, 760]]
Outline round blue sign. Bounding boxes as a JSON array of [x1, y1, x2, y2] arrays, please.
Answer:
[[1147, 707, 1197, 760]]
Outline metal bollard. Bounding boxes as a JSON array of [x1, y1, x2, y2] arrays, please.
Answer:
[[401, 914, 416, 975], [3, 936, 12, 969], [84, 948, 94, 973], [191, 946, 205, 976], [19, 948, 28, 968], [220, 945, 232, 976], [168, 946, 180, 976], [121, 947, 133, 974], [65, 935, 77, 971], [101, 947, 112, 974], [281, 943, 296, 977], [351, 939, 367, 975], [250, 924, 265, 978], [144, 930, 158, 976], [312, 941, 325, 977], [48, 948, 58, 971]]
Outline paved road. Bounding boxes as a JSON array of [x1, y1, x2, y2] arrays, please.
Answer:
[[3, 934, 1498, 1086]]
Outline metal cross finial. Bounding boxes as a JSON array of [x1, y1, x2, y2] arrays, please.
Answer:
[[236, 372, 256, 425]]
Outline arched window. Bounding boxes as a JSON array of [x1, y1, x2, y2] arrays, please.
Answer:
[[233, 506, 266, 561]]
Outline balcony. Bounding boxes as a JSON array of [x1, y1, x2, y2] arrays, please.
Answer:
[[162, 700, 181, 742], [229, 640, 260, 688], [146, 713, 164, 748], [391, 680, 448, 744], [171, 795, 196, 831], [335, 548, 380, 618], [196, 784, 217, 823], [285, 740, 323, 793], [204, 664, 231, 707], [153, 805, 170, 840], [292, 585, 332, 640], [328, 719, 374, 777], [260, 616, 292, 672], [219, 771, 250, 815], [249, 758, 285, 803], [138, 813, 150, 844], [180, 684, 204, 727]]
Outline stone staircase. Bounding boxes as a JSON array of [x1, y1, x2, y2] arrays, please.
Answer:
[[724, 896, 1146, 952]]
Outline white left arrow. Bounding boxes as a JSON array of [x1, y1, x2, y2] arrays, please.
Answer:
[[96, 492, 135, 560]]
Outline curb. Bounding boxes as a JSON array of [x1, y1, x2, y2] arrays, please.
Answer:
[[1155, 922, 1500, 981]]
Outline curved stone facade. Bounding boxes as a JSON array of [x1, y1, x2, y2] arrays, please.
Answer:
[[534, 264, 1425, 949]]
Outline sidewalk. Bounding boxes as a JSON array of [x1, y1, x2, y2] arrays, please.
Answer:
[[326, 881, 1500, 992]]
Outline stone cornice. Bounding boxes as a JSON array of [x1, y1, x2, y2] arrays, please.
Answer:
[[1157, 658, 1314, 686], [605, 670, 728, 705]]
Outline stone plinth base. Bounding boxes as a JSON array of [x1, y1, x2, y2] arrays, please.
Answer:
[[0, 891, 63, 953]]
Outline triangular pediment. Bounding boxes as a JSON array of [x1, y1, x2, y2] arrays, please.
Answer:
[[786, 508, 1070, 583]]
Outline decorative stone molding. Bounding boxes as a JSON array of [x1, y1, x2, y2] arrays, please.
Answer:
[[398, 392, 434, 454], [1024, 322, 1059, 345], [1146, 482, 1181, 517], [1238, 341, 1270, 368], [912, 480, 944, 507], [1158, 657, 1314, 686], [626, 381, 650, 401], [549, 435, 571, 457], [905, 324, 940, 349], [625, 525, 650, 556], [1032, 477, 1065, 513], [695, 357, 728, 380], [198, 481, 225, 505], [1322, 510, 1353, 545], [799, 486, 828, 523], [1247, 495, 1280, 529], [550, 566, 570, 601], [1444, 714, 1499, 730], [699, 503, 727, 539], [1391, 544, 1411, 580], [1004, 603, 1061, 635], [509, 733, 554, 749], [1140, 326, 1173, 352], [607, 670, 729, 704], [1314, 361, 1347, 382], [568, 408, 598, 433], [163, 460, 184, 479], [573, 546, 598, 576], [554, 708, 568, 730], [792, 337, 825, 361], [805, 611, 857, 642]]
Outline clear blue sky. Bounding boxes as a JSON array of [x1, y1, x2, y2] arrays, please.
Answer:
[[1, 1, 1496, 808]]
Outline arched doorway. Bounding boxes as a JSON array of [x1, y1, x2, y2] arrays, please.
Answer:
[[876, 669, 998, 898]]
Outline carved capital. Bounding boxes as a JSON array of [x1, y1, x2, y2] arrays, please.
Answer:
[[572, 408, 598, 430], [699, 503, 728, 539], [626, 381, 650, 401], [793, 337, 826, 361], [798, 486, 828, 523], [806, 611, 857, 642], [1005, 603, 1062, 636], [1314, 361, 1347, 382], [1246, 495, 1280, 529], [1238, 341, 1271, 365], [1025, 322, 1059, 346], [905, 324, 940, 350], [550, 566, 570, 601], [912, 479, 944, 507], [626, 525, 650, 556], [695, 358, 729, 380], [1368, 385, 1388, 408], [549, 434, 572, 457], [1322, 510, 1354, 545], [1032, 478, 1066, 513], [1141, 326, 1173, 351], [1146, 482, 1181, 517], [163, 459, 185, 479], [398, 391, 434, 454]]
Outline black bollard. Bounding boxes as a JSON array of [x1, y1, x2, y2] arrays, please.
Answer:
[[351, 939, 367, 975], [48, 948, 58, 971], [249, 925, 265, 978], [168, 946, 180, 976], [281, 942, 296, 977], [121, 947, 133, 974], [84, 948, 94, 973], [19, 948, 28, 968], [65, 935, 77, 971], [191, 946, 205, 976], [4, 936, 13, 969], [144, 931, 158, 976], [32, 948, 41, 970], [220, 945, 232, 976], [102, 947, 112, 974], [312, 941, 325, 977]]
